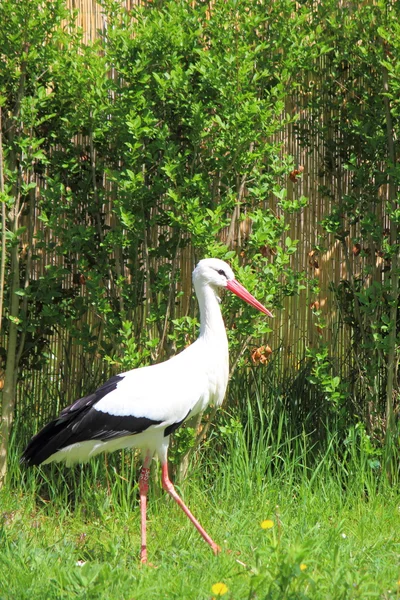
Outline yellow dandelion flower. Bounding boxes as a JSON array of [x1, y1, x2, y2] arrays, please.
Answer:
[[300, 563, 307, 571], [211, 582, 229, 596], [261, 519, 274, 530]]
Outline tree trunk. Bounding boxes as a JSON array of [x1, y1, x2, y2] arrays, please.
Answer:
[[0, 240, 20, 484], [0, 59, 26, 485]]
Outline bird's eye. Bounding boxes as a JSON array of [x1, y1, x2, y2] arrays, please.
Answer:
[[217, 269, 227, 278]]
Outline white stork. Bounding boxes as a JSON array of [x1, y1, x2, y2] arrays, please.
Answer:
[[22, 258, 273, 563]]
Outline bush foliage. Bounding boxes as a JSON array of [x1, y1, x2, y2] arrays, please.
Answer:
[[0, 0, 399, 481]]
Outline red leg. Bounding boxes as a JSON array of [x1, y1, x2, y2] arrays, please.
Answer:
[[139, 453, 152, 564], [161, 462, 220, 555]]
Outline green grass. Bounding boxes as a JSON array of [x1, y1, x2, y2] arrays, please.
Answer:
[[2, 428, 400, 600], [2, 373, 400, 600], [1, 469, 400, 599]]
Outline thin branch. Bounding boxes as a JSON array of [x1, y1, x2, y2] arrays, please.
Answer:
[[382, 59, 399, 443], [157, 239, 181, 359], [15, 181, 35, 369], [226, 143, 254, 248]]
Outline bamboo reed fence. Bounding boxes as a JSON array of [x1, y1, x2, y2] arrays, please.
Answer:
[[6, 0, 392, 428]]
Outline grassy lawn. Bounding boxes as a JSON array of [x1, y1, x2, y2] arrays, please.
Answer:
[[1, 448, 400, 600]]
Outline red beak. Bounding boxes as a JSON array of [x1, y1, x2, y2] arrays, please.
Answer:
[[226, 279, 273, 317]]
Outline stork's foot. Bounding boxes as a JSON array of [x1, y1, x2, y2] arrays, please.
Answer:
[[212, 543, 221, 555], [140, 549, 158, 568], [140, 560, 157, 568]]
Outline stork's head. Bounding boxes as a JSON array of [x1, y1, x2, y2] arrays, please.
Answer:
[[193, 258, 273, 317]]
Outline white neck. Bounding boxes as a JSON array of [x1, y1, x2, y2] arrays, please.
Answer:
[[195, 283, 227, 342]]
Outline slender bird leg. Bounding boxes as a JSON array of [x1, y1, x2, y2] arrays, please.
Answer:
[[161, 462, 220, 555], [139, 452, 153, 564]]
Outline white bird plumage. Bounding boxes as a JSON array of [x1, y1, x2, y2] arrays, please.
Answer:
[[22, 257, 272, 563]]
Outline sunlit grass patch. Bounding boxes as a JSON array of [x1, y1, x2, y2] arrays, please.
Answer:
[[2, 461, 400, 599], [3, 375, 400, 599]]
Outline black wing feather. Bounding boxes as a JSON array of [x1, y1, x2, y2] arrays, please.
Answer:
[[21, 375, 162, 466]]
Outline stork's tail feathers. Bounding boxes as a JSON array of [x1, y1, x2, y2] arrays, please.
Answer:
[[21, 376, 123, 466]]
